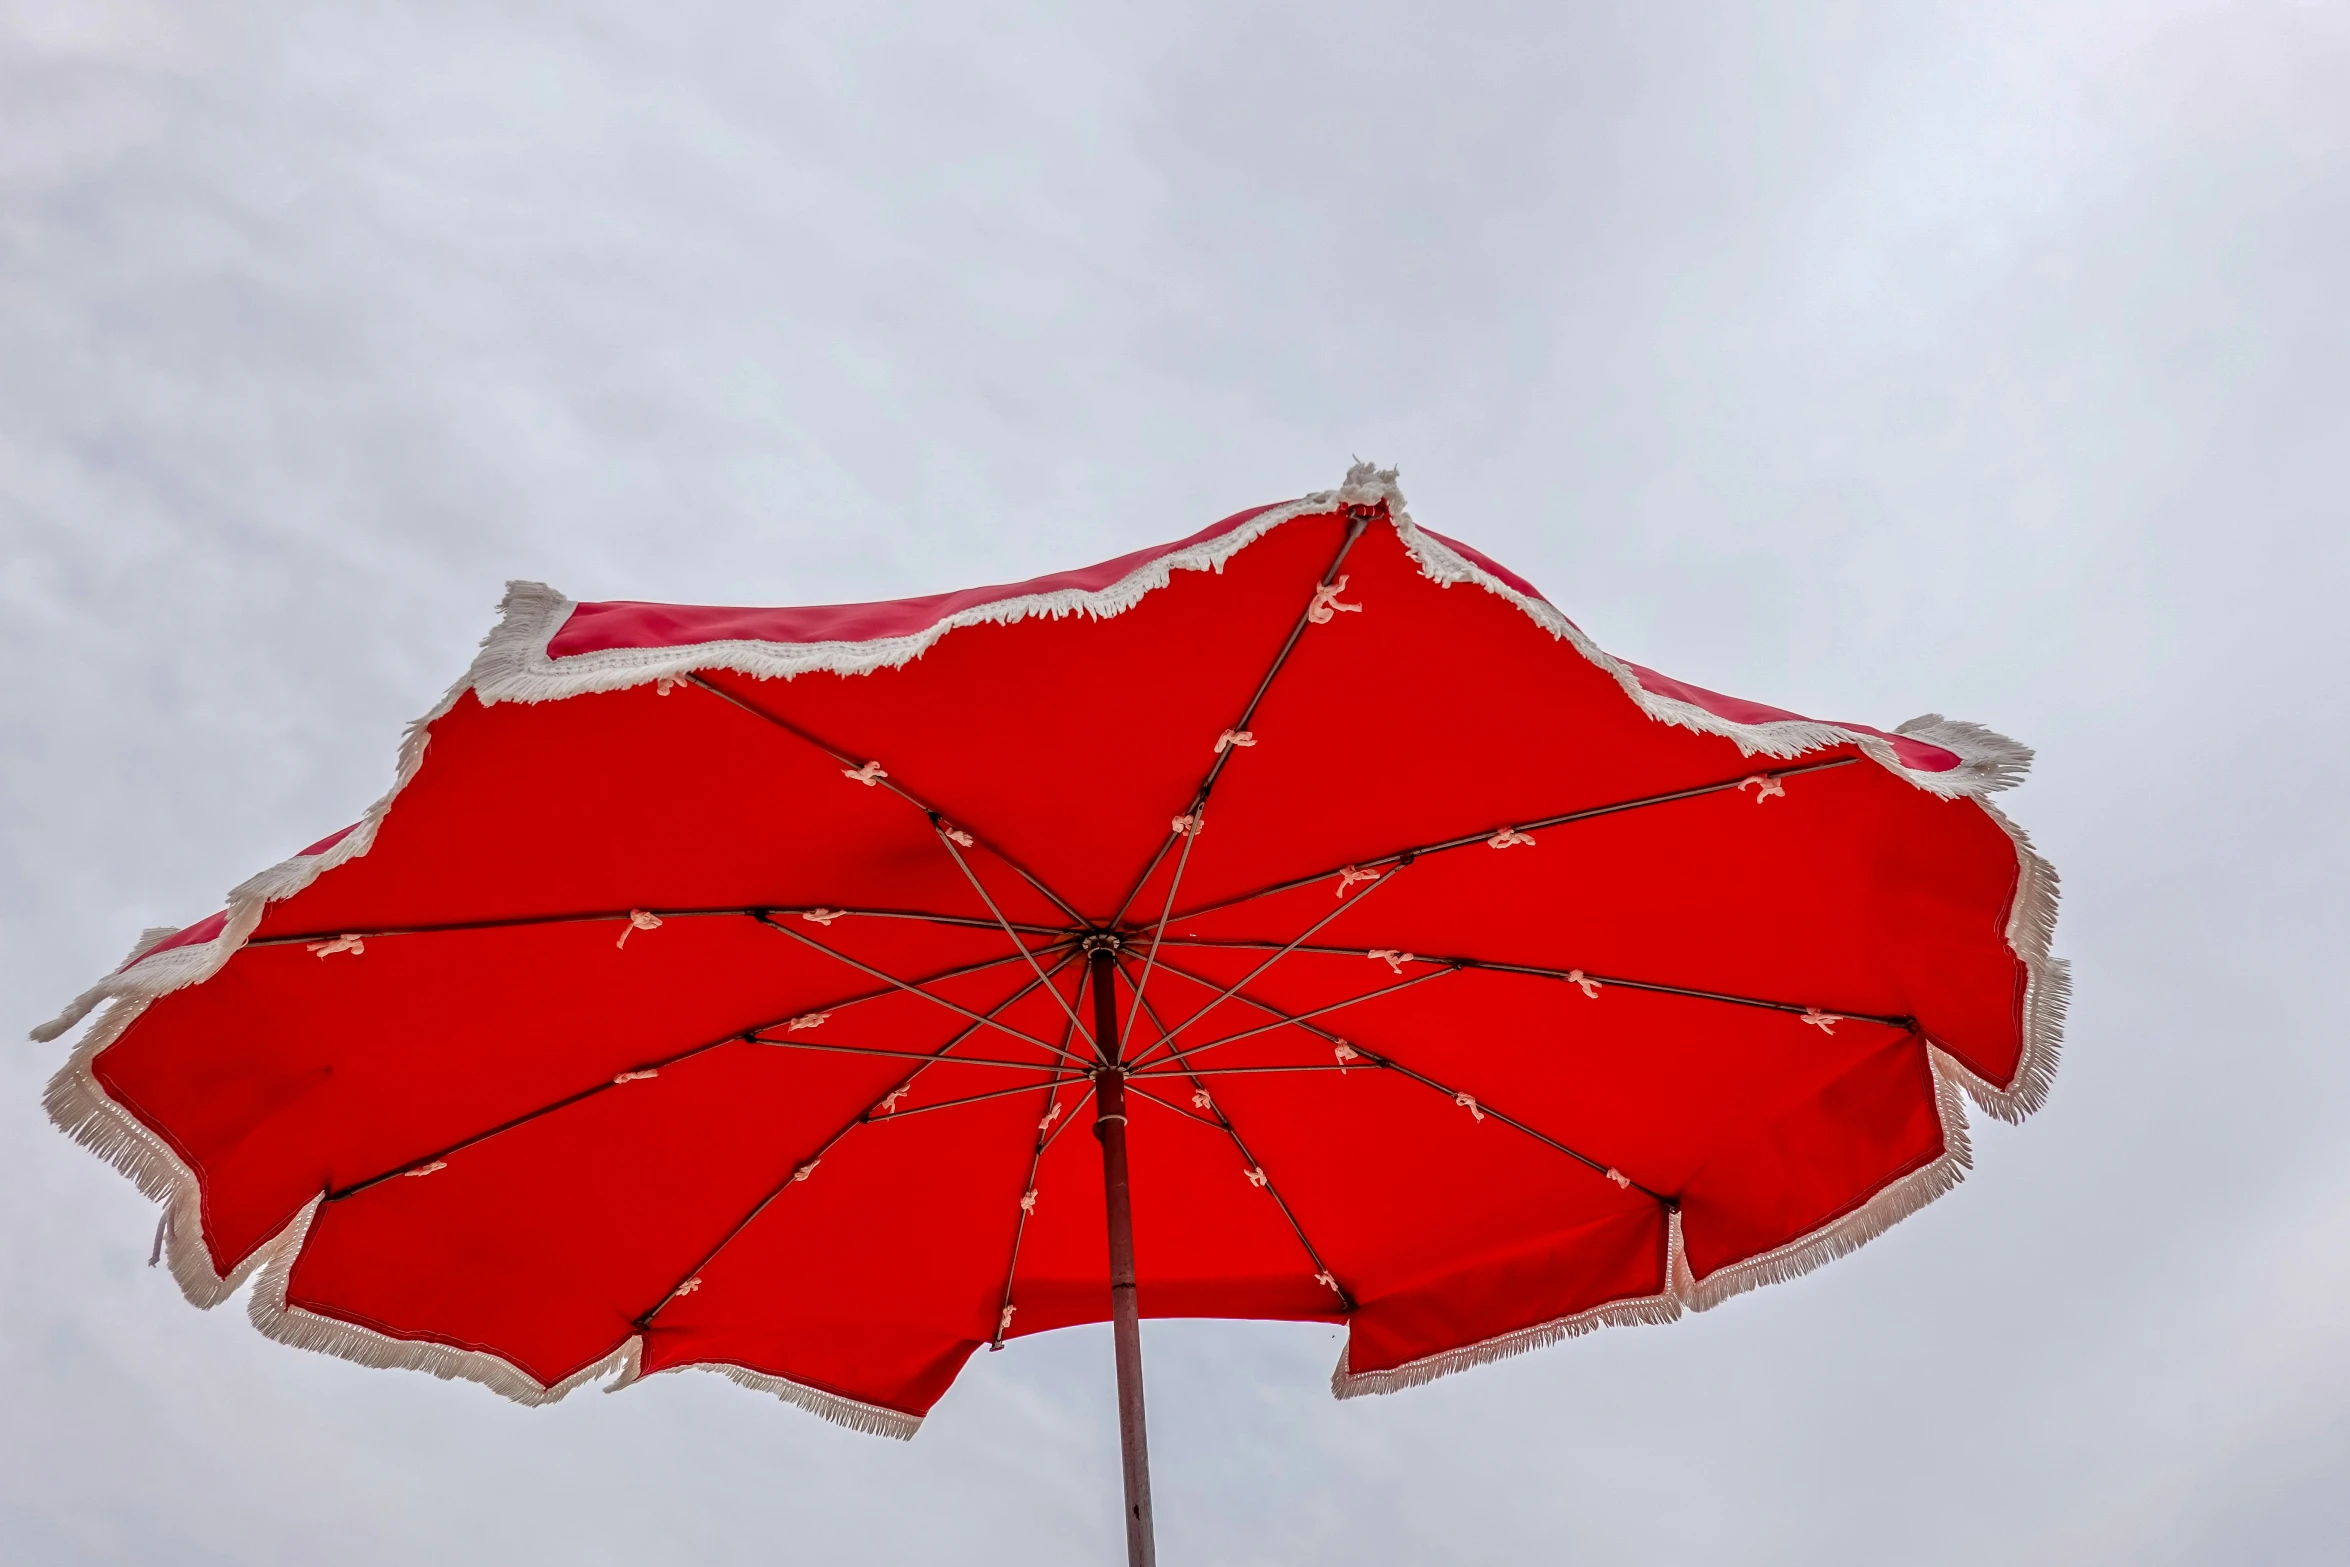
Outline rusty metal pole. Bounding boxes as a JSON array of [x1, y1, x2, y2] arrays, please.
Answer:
[[1089, 944, 1156, 1567]]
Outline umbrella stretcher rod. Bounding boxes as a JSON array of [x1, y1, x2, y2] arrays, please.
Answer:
[[1089, 943, 1157, 1567]]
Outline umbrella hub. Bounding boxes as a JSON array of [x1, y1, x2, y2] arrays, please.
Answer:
[[1079, 931, 1125, 957]]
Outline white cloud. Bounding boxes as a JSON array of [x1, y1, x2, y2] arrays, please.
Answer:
[[4, 2, 2344, 1561]]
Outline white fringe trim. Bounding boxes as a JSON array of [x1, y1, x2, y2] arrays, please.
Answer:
[[1675, 1045, 1977, 1313], [1330, 1208, 1687, 1399], [1949, 801, 2069, 1124], [243, 1198, 645, 1405], [22, 470, 1408, 1054], [33, 583, 496, 1306], [1335, 1045, 1992, 1395], [447, 465, 2037, 807], [240, 1198, 923, 1434], [28, 460, 2063, 1418], [42, 980, 253, 1310], [1383, 501, 2032, 804], [30, 628, 461, 1050], [452, 483, 1396, 704], [665, 1362, 922, 1440], [31, 461, 2051, 1060]]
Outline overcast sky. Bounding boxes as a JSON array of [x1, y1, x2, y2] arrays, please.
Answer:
[[4, 2, 2346, 1562]]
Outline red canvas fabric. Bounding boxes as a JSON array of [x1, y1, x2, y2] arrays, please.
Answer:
[[73, 496, 2041, 1423]]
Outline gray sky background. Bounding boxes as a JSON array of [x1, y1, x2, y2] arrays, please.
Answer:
[[4, 2, 2346, 1562]]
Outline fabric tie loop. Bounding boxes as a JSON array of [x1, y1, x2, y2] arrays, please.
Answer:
[[1170, 813, 1204, 838], [875, 1085, 909, 1115], [940, 824, 975, 848], [1368, 949, 1413, 974], [307, 934, 365, 959], [1605, 1167, 1631, 1189], [1307, 575, 1362, 624], [802, 908, 845, 926], [405, 1161, 447, 1178], [1214, 728, 1257, 754], [792, 1160, 820, 1182], [1191, 1088, 1213, 1111], [1487, 826, 1536, 849], [1455, 1091, 1485, 1122], [1334, 865, 1378, 898], [1020, 1189, 1037, 1214], [612, 1069, 659, 1084], [1801, 1007, 1843, 1034], [842, 760, 888, 786], [1738, 774, 1786, 803], [1038, 1101, 1064, 1133], [1245, 1166, 1269, 1188], [673, 1277, 702, 1298], [786, 1011, 831, 1032], [1565, 969, 1602, 999], [616, 910, 662, 948], [1333, 1042, 1360, 1069]]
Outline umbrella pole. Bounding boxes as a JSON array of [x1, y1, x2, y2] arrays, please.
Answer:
[[1090, 948, 1157, 1567]]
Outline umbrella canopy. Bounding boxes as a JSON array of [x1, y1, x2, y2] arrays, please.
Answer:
[[38, 465, 2063, 1556]]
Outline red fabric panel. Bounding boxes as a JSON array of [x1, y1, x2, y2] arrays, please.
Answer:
[[1677, 1037, 1947, 1281], [92, 503, 2029, 1417], [1344, 1205, 1668, 1377], [298, 824, 358, 856], [548, 505, 1281, 656], [123, 909, 229, 967], [1623, 662, 1960, 773]]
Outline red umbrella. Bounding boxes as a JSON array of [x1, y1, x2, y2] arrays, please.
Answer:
[[39, 465, 2063, 1564]]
